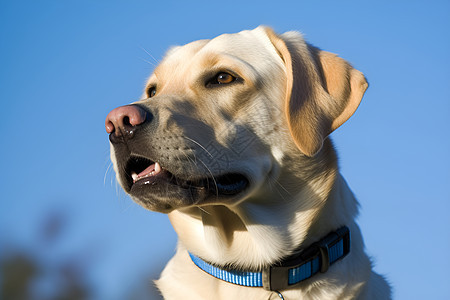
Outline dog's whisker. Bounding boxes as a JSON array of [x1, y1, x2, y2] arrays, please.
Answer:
[[104, 161, 113, 186], [182, 136, 214, 159], [185, 157, 216, 202], [115, 179, 120, 197], [274, 185, 288, 203], [173, 151, 212, 203], [266, 179, 290, 203], [111, 176, 114, 189], [179, 151, 198, 174], [140, 46, 160, 64], [274, 180, 291, 196], [196, 157, 219, 200], [138, 56, 157, 66], [122, 200, 135, 213], [198, 206, 211, 215]]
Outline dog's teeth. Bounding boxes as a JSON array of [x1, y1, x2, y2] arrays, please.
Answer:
[[155, 162, 161, 174], [131, 162, 161, 184]]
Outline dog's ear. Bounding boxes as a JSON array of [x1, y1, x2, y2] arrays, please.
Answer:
[[264, 27, 368, 156]]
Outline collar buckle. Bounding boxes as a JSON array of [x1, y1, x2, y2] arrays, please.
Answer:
[[317, 226, 350, 273], [262, 226, 350, 291], [262, 265, 289, 291]]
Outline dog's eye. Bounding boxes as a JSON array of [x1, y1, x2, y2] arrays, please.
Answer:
[[207, 72, 237, 87], [147, 86, 157, 98], [217, 73, 235, 84]]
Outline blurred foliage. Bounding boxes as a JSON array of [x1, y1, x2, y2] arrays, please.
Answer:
[[0, 209, 163, 300], [1, 252, 38, 299]]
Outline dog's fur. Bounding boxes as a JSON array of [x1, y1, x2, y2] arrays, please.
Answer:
[[107, 27, 391, 299]]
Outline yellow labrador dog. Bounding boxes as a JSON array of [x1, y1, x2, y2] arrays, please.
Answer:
[[105, 27, 391, 299]]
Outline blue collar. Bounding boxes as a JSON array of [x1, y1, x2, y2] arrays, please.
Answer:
[[189, 226, 350, 291]]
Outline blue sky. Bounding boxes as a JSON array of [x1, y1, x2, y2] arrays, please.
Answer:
[[1, 1, 449, 299]]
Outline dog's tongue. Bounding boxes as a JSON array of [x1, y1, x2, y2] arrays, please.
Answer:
[[133, 162, 162, 182]]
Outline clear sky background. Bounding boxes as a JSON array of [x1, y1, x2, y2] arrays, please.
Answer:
[[0, 1, 449, 299]]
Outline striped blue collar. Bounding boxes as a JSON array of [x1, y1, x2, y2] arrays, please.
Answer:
[[189, 226, 350, 291]]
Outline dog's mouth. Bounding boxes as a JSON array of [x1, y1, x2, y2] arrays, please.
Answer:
[[124, 156, 249, 196]]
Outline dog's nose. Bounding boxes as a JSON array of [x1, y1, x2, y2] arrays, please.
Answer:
[[105, 105, 147, 143]]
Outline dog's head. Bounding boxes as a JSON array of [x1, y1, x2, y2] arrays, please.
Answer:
[[106, 27, 367, 214]]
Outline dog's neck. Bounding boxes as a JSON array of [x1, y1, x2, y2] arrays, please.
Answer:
[[168, 149, 358, 271]]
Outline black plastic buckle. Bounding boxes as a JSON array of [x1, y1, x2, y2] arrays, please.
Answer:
[[318, 226, 351, 273], [261, 226, 350, 291], [262, 265, 290, 291]]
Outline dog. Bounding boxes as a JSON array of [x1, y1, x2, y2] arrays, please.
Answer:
[[105, 26, 391, 299]]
